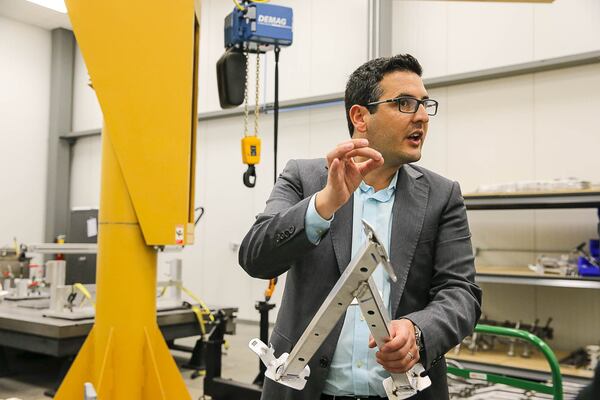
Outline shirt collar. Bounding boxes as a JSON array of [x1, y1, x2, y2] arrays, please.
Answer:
[[358, 170, 399, 203]]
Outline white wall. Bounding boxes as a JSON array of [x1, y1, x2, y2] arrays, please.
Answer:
[[392, 0, 600, 78], [0, 15, 51, 252], [67, 0, 600, 351]]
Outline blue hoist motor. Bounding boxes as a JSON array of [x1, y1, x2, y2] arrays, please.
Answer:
[[224, 2, 293, 51]]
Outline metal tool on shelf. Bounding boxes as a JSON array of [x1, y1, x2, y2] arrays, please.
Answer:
[[457, 317, 554, 359], [560, 345, 600, 371]]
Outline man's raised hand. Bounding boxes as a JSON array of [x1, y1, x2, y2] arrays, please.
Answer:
[[315, 139, 383, 219]]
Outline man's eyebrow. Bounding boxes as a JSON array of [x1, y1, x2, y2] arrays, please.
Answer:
[[395, 92, 430, 100]]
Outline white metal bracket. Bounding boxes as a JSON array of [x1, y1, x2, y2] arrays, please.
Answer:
[[250, 220, 431, 398]]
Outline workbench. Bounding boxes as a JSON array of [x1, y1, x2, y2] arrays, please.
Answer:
[[0, 299, 237, 396]]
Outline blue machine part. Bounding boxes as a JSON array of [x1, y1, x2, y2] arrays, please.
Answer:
[[578, 256, 600, 277], [225, 3, 293, 50]]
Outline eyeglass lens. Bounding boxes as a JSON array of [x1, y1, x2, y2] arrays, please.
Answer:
[[398, 98, 437, 116]]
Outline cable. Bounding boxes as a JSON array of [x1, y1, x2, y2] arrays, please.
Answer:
[[274, 46, 280, 185], [233, 0, 270, 11], [263, 46, 282, 301], [232, 0, 245, 11], [179, 283, 215, 323], [194, 206, 205, 226]]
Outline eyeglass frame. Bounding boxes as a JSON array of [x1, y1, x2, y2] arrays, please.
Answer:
[[366, 96, 439, 116]]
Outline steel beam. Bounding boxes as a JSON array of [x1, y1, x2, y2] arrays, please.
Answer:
[[45, 28, 75, 242], [368, 0, 393, 60]]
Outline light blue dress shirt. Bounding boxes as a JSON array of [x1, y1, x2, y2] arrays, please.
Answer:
[[305, 171, 399, 397]]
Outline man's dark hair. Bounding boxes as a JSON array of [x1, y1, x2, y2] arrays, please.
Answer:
[[344, 54, 423, 136]]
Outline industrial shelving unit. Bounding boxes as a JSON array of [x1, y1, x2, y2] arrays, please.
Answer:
[[446, 189, 600, 385]]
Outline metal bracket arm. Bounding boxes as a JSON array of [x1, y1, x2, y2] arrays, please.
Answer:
[[250, 220, 432, 398]]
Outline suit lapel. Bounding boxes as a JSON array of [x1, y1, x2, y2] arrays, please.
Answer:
[[389, 165, 429, 316], [320, 163, 354, 275], [330, 194, 354, 275]]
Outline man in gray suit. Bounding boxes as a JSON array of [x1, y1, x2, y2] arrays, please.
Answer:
[[239, 54, 482, 400]]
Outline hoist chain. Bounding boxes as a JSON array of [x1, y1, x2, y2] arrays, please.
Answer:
[[254, 52, 261, 136], [243, 49, 262, 137], [243, 47, 250, 137]]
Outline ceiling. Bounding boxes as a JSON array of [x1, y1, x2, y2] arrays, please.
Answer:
[[0, 0, 71, 30], [0, 0, 552, 32]]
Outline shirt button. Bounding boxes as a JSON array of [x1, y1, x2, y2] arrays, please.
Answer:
[[356, 360, 363, 368], [319, 356, 329, 368]]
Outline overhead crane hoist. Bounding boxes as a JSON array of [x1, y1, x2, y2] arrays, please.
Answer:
[[217, 0, 293, 189], [216, 1, 293, 386]]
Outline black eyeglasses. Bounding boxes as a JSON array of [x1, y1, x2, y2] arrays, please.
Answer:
[[366, 96, 439, 116]]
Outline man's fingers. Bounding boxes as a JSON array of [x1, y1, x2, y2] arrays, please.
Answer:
[[328, 158, 343, 184], [375, 357, 411, 372], [326, 139, 369, 164], [357, 158, 384, 177], [380, 332, 409, 352], [376, 345, 420, 373], [343, 147, 382, 162], [376, 340, 412, 362], [377, 359, 418, 374], [368, 335, 377, 349]]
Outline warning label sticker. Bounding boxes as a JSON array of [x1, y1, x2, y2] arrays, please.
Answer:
[[175, 225, 184, 245], [469, 372, 487, 380]]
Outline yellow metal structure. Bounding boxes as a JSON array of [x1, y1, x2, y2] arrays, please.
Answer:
[[65, 0, 197, 247], [56, 1, 199, 399]]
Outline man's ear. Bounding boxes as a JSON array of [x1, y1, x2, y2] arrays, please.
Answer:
[[349, 105, 369, 134]]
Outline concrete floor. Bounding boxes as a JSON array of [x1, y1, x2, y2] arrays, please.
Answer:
[[0, 321, 262, 400]]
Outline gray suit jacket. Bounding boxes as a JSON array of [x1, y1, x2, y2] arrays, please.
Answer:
[[239, 159, 482, 400]]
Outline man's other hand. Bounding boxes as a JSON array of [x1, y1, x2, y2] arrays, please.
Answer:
[[368, 318, 419, 373], [315, 139, 383, 219]]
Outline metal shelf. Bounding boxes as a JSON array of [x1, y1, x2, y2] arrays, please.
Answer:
[[475, 273, 600, 289], [464, 190, 600, 210], [476, 266, 600, 289]]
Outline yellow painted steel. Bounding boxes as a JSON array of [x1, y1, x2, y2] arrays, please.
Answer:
[[56, 0, 199, 398], [64, 0, 197, 246]]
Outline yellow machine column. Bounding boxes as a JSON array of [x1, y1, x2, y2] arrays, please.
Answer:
[[55, 1, 200, 399]]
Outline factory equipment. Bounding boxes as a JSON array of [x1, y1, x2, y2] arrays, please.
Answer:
[[0, 241, 31, 290], [217, 0, 293, 188]]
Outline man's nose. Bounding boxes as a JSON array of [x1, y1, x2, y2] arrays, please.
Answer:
[[413, 103, 429, 123]]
